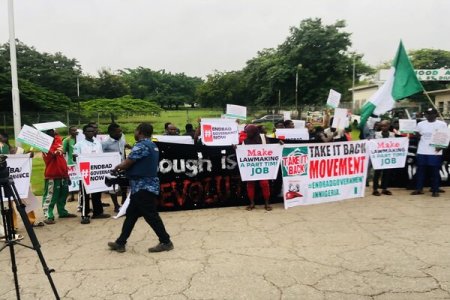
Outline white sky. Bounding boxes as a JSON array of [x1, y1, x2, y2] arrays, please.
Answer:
[[0, 0, 449, 77]]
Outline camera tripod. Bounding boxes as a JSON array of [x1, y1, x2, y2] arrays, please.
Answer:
[[0, 177, 60, 300]]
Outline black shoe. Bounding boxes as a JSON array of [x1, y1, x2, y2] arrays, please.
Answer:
[[410, 190, 424, 195], [60, 213, 77, 218], [81, 217, 90, 224], [372, 190, 381, 196], [102, 203, 110, 207], [108, 242, 126, 253], [148, 242, 174, 253], [430, 188, 445, 193], [381, 190, 392, 195], [432, 192, 440, 197], [92, 213, 111, 219]]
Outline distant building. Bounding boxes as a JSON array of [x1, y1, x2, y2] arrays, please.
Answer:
[[427, 88, 450, 116], [349, 84, 379, 111]]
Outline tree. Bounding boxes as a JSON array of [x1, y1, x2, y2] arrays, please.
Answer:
[[96, 69, 130, 99], [0, 40, 81, 99], [197, 71, 248, 108], [409, 49, 450, 92]]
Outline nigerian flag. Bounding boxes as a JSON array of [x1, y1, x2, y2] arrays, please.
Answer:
[[360, 41, 423, 128]]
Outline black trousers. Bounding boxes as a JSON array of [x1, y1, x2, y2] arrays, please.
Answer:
[[116, 190, 170, 245], [80, 182, 103, 217], [373, 169, 391, 191]]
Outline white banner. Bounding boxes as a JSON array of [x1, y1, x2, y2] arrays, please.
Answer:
[[367, 137, 409, 170], [430, 127, 450, 148], [235, 144, 282, 181], [399, 119, 417, 134], [326, 89, 341, 108], [68, 164, 81, 192], [16, 125, 54, 153], [200, 119, 239, 146], [276, 128, 309, 141], [281, 141, 368, 209], [2, 155, 32, 199], [224, 104, 247, 120], [153, 135, 194, 144], [77, 152, 121, 193]]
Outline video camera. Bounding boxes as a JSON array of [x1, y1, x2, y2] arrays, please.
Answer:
[[0, 155, 9, 182], [104, 169, 129, 189]]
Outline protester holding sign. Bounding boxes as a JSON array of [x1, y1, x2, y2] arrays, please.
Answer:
[[74, 124, 111, 224], [241, 125, 273, 211], [108, 123, 173, 253], [0, 131, 10, 154], [42, 129, 77, 224], [411, 108, 448, 197], [63, 126, 78, 202], [372, 120, 396, 196], [102, 123, 127, 212]]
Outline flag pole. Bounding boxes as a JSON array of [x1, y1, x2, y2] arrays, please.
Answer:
[[423, 90, 445, 120]]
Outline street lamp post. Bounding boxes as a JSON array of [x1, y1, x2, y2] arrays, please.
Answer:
[[8, 0, 22, 146], [295, 64, 302, 119]]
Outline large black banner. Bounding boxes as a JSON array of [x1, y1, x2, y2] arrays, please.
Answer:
[[155, 140, 450, 210]]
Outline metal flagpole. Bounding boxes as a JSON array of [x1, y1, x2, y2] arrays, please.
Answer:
[[8, 0, 22, 146]]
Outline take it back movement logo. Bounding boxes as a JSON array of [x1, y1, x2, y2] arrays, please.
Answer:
[[202, 124, 213, 142]]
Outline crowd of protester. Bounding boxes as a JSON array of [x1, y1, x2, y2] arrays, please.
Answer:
[[0, 107, 449, 239]]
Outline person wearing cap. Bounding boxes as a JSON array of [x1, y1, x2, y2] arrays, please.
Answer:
[[411, 108, 448, 197], [42, 129, 77, 224]]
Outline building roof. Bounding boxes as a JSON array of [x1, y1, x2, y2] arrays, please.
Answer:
[[348, 84, 379, 92], [426, 88, 450, 95]]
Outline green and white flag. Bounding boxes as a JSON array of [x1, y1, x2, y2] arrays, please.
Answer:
[[360, 41, 423, 128]]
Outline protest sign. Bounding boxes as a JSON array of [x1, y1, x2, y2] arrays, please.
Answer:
[[235, 144, 282, 181], [33, 121, 66, 131], [331, 108, 348, 130], [200, 119, 239, 146], [281, 141, 368, 209], [16, 125, 54, 153], [399, 119, 417, 134], [2, 155, 32, 199], [430, 127, 450, 148], [153, 135, 194, 144], [367, 137, 409, 169], [283, 111, 291, 121], [326, 89, 341, 108], [293, 120, 306, 129], [276, 128, 309, 141], [77, 152, 121, 193], [224, 104, 247, 120], [68, 164, 81, 192]]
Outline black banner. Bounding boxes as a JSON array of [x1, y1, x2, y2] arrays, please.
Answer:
[[155, 140, 450, 210]]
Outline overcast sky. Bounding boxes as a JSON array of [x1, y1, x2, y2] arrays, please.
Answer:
[[0, 0, 449, 77]]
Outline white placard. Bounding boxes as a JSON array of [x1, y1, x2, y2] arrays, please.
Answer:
[[367, 137, 409, 170], [399, 119, 417, 134], [2, 155, 32, 199], [430, 127, 450, 148], [331, 108, 348, 130], [200, 120, 239, 146], [224, 104, 247, 120], [326, 89, 341, 108], [276, 128, 309, 141], [153, 135, 194, 145], [77, 152, 121, 193], [283, 111, 291, 121], [68, 164, 81, 192], [293, 120, 305, 129], [16, 125, 54, 153], [33, 121, 66, 131], [235, 144, 283, 181]]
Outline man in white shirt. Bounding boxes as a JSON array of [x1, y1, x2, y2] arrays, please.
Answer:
[[74, 124, 110, 224], [411, 108, 448, 197]]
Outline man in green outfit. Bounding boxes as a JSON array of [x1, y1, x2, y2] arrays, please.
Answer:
[[63, 126, 78, 202], [42, 129, 77, 224]]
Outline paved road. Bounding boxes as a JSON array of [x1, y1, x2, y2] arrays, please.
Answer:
[[1, 188, 450, 300]]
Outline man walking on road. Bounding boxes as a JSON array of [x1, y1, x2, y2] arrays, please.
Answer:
[[108, 123, 173, 253]]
